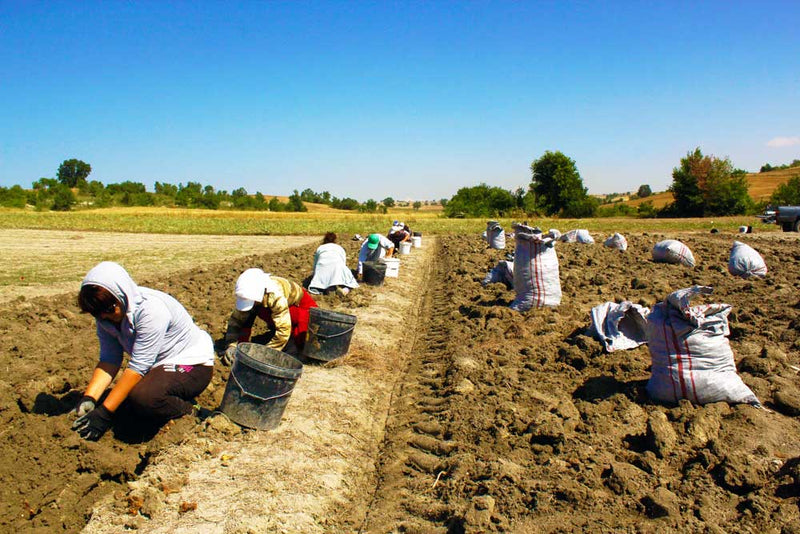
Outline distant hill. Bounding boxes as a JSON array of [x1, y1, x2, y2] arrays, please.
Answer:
[[620, 166, 800, 209]]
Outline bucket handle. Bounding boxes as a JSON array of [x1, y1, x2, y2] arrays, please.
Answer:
[[229, 369, 296, 402], [313, 325, 355, 340]]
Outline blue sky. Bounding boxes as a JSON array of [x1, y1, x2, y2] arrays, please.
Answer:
[[1, 1, 798, 201]]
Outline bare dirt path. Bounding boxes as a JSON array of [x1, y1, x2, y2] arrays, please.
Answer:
[[81, 237, 437, 533]]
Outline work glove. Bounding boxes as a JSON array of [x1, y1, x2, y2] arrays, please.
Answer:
[[73, 395, 96, 417], [221, 344, 238, 366], [72, 404, 113, 441]]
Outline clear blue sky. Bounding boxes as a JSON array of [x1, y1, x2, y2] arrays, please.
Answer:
[[1, 1, 798, 201]]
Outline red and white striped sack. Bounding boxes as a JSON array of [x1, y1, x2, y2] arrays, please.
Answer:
[[646, 286, 760, 406]]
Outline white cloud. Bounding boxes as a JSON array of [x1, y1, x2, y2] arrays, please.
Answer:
[[766, 136, 800, 147]]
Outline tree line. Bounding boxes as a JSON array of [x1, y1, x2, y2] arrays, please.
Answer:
[[2, 153, 798, 216], [0, 159, 438, 212], [443, 150, 800, 219]]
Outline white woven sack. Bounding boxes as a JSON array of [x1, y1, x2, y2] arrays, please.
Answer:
[[560, 229, 594, 243], [728, 241, 767, 278], [645, 286, 760, 406], [652, 239, 695, 267], [603, 233, 628, 251], [485, 221, 505, 249], [510, 223, 561, 311], [481, 260, 514, 288], [590, 301, 650, 352]]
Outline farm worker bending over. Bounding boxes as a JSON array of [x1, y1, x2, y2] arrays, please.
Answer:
[[387, 220, 412, 251], [308, 232, 359, 295], [222, 268, 318, 364], [73, 261, 215, 441], [357, 233, 395, 277]]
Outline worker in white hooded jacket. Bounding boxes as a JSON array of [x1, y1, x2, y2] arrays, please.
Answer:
[[72, 261, 214, 441]]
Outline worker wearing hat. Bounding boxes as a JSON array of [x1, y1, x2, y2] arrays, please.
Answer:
[[221, 268, 318, 364], [357, 233, 395, 277]]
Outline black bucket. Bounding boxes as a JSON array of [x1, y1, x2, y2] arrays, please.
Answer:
[[303, 308, 357, 362], [362, 261, 386, 286], [218, 343, 303, 430]]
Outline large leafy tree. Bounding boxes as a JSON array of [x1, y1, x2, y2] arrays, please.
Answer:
[[529, 151, 592, 216], [668, 148, 751, 217], [57, 159, 92, 187]]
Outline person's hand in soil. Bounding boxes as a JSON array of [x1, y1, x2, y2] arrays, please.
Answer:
[[72, 395, 96, 417], [72, 405, 113, 441]]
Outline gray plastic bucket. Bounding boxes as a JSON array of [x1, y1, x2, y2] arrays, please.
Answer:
[[219, 343, 303, 430], [362, 261, 386, 286], [303, 308, 357, 362]]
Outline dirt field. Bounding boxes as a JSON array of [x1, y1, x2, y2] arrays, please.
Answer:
[[2, 229, 800, 532]]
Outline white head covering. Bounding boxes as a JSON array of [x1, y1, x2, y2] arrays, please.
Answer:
[[235, 268, 271, 311]]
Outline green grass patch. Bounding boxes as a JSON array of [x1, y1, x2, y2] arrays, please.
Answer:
[[0, 207, 774, 236]]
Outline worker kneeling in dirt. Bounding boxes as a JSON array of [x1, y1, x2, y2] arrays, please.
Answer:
[[387, 220, 411, 250], [73, 261, 215, 441], [357, 233, 395, 278], [308, 232, 359, 296], [221, 268, 318, 364]]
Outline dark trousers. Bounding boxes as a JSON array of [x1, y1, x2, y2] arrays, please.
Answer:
[[127, 364, 213, 423]]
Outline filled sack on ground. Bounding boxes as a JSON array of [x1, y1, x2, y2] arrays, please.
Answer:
[[603, 233, 628, 251], [589, 301, 649, 352], [728, 240, 767, 278], [481, 260, 514, 289], [560, 229, 594, 244], [652, 239, 695, 267], [646, 286, 760, 406], [510, 224, 561, 311], [484, 220, 506, 249]]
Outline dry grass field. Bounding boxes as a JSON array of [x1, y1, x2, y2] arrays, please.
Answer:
[[622, 166, 800, 209]]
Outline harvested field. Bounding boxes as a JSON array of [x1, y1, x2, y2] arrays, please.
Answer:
[[2, 229, 800, 532]]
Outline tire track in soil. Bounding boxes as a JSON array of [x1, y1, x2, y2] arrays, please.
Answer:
[[361, 238, 462, 533]]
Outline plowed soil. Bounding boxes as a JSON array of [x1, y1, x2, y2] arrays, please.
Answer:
[[2, 230, 800, 533]]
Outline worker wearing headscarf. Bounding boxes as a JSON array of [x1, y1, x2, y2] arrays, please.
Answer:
[[73, 261, 214, 441]]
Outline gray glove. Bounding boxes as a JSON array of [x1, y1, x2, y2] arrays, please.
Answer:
[[221, 344, 238, 366], [73, 395, 96, 417]]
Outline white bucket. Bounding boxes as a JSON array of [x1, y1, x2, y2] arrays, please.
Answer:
[[399, 241, 412, 255], [383, 258, 400, 277], [738, 226, 748, 233], [412, 235, 422, 248]]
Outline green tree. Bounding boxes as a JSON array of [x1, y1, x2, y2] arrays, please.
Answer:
[[444, 183, 515, 218], [0, 185, 28, 208], [359, 199, 378, 213], [668, 148, 751, 217], [529, 151, 592, 216], [331, 197, 360, 210], [33, 177, 59, 190], [287, 190, 307, 212], [382, 197, 395, 208], [413, 200, 422, 210], [51, 184, 76, 211], [155, 182, 178, 197], [637, 200, 657, 218], [637, 184, 652, 198], [563, 196, 600, 218], [57, 159, 92, 188], [771, 176, 800, 205]]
